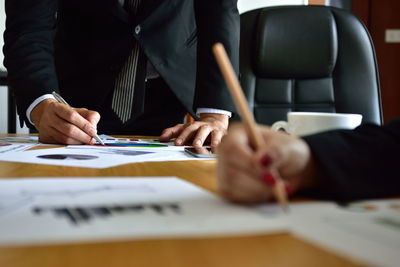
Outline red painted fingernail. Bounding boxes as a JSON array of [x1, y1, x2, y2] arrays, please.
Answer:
[[260, 155, 273, 167], [262, 172, 277, 185]]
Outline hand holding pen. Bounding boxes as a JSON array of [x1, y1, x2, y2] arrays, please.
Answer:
[[29, 92, 103, 145], [216, 123, 315, 205], [213, 43, 289, 211], [52, 92, 104, 145]]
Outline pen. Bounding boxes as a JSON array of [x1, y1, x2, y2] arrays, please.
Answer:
[[212, 43, 289, 212], [51, 91, 105, 146]]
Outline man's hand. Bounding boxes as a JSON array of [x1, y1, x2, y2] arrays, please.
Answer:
[[31, 99, 101, 145], [159, 113, 229, 147]]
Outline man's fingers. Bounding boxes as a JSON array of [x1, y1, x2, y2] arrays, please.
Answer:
[[192, 124, 212, 147], [51, 127, 90, 145], [33, 101, 98, 145], [54, 104, 97, 137], [163, 117, 228, 147], [54, 119, 95, 145], [210, 129, 226, 148], [39, 125, 91, 145], [175, 123, 200, 145], [76, 108, 101, 127], [50, 104, 95, 145], [159, 124, 185, 141]]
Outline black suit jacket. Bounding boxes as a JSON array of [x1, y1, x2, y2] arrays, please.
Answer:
[[302, 119, 400, 201], [4, 0, 239, 128]]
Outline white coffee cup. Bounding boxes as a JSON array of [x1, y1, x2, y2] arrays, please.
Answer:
[[271, 112, 363, 136]]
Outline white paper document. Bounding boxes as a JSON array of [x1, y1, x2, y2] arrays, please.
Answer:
[[0, 143, 36, 153], [0, 136, 39, 144], [0, 134, 211, 168], [290, 200, 400, 267], [96, 135, 176, 148], [0, 177, 288, 246]]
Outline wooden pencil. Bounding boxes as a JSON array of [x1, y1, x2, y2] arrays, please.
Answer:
[[212, 43, 289, 211]]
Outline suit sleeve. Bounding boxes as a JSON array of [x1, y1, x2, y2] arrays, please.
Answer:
[[302, 119, 400, 201], [193, 0, 239, 115], [3, 0, 59, 128]]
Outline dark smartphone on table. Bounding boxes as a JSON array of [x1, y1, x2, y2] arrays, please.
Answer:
[[184, 147, 217, 158]]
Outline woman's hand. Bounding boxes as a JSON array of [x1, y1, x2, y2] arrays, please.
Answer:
[[217, 123, 318, 203]]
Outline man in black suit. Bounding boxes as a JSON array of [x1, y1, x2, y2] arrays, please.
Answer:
[[217, 120, 400, 202], [4, 0, 239, 146]]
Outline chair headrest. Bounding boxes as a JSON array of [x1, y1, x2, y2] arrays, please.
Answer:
[[253, 7, 338, 79]]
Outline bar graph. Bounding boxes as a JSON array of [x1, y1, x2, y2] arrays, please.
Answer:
[[32, 203, 182, 225], [0, 184, 157, 217]]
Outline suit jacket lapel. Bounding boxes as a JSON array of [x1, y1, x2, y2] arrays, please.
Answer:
[[110, 0, 167, 26], [110, 0, 131, 24]]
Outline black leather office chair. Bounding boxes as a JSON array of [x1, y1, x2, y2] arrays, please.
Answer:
[[239, 5, 382, 125]]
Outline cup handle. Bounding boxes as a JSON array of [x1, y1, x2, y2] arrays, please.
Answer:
[[271, 121, 289, 133]]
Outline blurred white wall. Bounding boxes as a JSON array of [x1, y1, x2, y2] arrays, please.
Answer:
[[238, 0, 308, 14], [0, 86, 7, 133], [0, 0, 28, 133], [0, 0, 6, 133], [0, 0, 5, 71]]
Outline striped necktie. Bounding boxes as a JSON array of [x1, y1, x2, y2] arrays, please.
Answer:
[[112, 0, 146, 124]]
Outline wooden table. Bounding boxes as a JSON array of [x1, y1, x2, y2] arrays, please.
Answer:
[[0, 136, 363, 267]]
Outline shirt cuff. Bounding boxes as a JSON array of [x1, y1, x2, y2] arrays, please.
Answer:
[[196, 108, 232, 118], [26, 94, 56, 125]]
